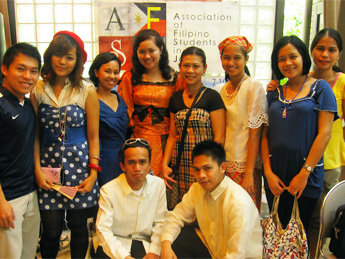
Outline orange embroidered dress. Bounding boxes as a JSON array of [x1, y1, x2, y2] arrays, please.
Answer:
[[118, 70, 184, 175]]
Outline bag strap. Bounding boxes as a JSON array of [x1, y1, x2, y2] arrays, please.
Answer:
[[174, 86, 206, 172], [291, 195, 301, 220]]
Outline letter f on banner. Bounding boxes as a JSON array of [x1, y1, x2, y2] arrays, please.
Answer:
[[147, 7, 161, 29]]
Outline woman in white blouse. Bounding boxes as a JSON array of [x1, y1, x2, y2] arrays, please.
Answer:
[[215, 36, 268, 209]]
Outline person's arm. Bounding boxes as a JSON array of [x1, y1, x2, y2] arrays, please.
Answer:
[[261, 126, 286, 196], [118, 71, 134, 124], [210, 108, 225, 146], [266, 80, 279, 92], [145, 181, 168, 259], [288, 110, 334, 198], [96, 187, 132, 259], [161, 185, 197, 244], [161, 112, 178, 189], [77, 86, 99, 193], [160, 240, 177, 259], [0, 183, 15, 229], [225, 202, 262, 258], [342, 99, 345, 141], [29, 91, 53, 190], [242, 126, 262, 195]]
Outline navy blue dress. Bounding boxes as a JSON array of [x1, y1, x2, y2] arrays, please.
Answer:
[[267, 79, 338, 199], [98, 91, 129, 186]]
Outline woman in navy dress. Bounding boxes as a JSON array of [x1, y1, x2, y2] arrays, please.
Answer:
[[261, 35, 337, 234], [89, 52, 129, 186]]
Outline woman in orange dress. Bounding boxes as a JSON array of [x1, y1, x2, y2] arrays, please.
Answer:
[[118, 29, 184, 176]]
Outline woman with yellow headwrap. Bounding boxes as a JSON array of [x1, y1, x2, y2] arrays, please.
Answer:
[[215, 36, 268, 210]]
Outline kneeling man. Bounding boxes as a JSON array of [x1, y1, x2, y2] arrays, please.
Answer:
[[161, 140, 262, 259], [94, 138, 168, 259]]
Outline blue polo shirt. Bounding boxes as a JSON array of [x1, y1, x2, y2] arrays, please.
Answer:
[[0, 86, 36, 201]]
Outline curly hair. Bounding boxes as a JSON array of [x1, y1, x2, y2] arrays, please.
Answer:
[[131, 29, 173, 85]]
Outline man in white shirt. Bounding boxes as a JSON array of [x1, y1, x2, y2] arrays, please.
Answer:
[[161, 140, 262, 259], [93, 138, 168, 259]]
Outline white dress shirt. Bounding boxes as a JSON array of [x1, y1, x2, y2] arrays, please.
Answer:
[[162, 176, 262, 259], [95, 173, 168, 259]]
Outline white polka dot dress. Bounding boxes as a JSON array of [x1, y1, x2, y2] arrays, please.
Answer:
[[33, 80, 100, 210]]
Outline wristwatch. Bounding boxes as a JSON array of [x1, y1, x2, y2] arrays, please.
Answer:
[[303, 163, 314, 173]]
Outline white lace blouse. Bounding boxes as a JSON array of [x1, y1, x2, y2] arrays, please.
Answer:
[[218, 77, 268, 173]]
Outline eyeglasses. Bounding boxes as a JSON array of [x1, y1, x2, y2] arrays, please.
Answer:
[[123, 138, 150, 147]]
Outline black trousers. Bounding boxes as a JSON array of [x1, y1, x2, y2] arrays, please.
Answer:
[[91, 240, 146, 259], [172, 226, 212, 259]]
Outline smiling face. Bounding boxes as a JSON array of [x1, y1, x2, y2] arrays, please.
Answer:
[[179, 54, 207, 88], [137, 39, 162, 72], [95, 60, 120, 91], [221, 44, 248, 79], [120, 147, 151, 190], [51, 47, 77, 80], [311, 35, 341, 71], [277, 43, 304, 80], [192, 154, 226, 192], [1, 53, 39, 102]]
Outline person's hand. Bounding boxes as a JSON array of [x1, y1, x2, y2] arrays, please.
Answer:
[[161, 241, 177, 259], [124, 256, 135, 259], [77, 174, 97, 193], [143, 252, 159, 259], [241, 173, 254, 196], [161, 166, 177, 190], [266, 80, 279, 92], [36, 170, 53, 191], [0, 199, 15, 229], [265, 171, 286, 196], [288, 170, 309, 199]]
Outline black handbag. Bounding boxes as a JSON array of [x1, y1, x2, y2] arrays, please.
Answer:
[[329, 204, 345, 257]]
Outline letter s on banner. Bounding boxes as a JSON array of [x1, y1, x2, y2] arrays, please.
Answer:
[[111, 39, 127, 67]]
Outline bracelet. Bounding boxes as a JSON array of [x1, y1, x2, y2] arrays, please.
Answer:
[[89, 163, 102, 172], [89, 156, 101, 161]]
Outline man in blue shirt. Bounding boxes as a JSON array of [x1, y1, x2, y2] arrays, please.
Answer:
[[0, 43, 41, 258]]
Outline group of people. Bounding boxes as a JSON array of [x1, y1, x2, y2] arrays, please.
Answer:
[[0, 25, 343, 259]]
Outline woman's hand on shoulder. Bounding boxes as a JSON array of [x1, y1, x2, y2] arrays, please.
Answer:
[[160, 165, 177, 190], [266, 80, 279, 92]]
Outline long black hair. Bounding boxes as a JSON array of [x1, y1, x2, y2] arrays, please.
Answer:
[[131, 29, 173, 84]]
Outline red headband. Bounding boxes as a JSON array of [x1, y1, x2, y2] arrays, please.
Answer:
[[218, 36, 253, 54], [54, 31, 87, 64]]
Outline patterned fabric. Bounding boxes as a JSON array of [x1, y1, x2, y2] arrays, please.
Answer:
[[218, 36, 253, 54], [32, 79, 99, 210], [225, 167, 262, 209], [118, 70, 185, 175], [218, 77, 268, 210], [169, 88, 225, 200], [262, 196, 308, 259]]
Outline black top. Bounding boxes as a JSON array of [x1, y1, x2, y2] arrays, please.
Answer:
[[0, 86, 36, 201], [169, 87, 225, 114]]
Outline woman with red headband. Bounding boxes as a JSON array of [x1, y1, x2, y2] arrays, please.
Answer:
[[215, 36, 268, 210], [30, 31, 100, 258]]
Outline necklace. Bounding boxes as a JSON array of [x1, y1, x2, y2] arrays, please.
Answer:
[[225, 73, 247, 99], [282, 75, 308, 118], [185, 85, 203, 98]]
